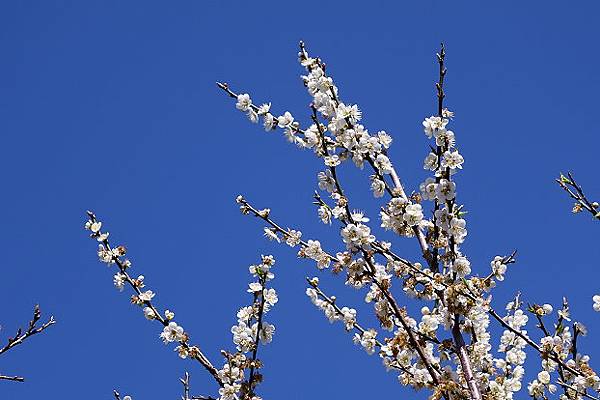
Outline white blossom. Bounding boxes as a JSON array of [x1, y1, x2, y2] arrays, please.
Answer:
[[442, 150, 464, 171], [113, 272, 126, 291], [285, 229, 302, 247], [377, 131, 392, 148], [237, 306, 254, 322], [375, 154, 393, 174], [318, 205, 332, 224], [340, 307, 357, 331], [423, 152, 438, 171], [371, 177, 386, 198], [420, 178, 437, 201], [538, 370, 551, 385], [235, 93, 252, 111], [139, 290, 155, 302], [491, 256, 508, 281], [143, 306, 156, 320], [257, 103, 271, 115], [593, 295, 600, 312], [263, 288, 278, 306], [263, 113, 275, 131], [231, 321, 254, 352], [257, 322, 275, 344], [341, 223, 375, 250], [452, 256, 471, 278], [263, 228, 280, 242], [353, 329, 377, 355], [422, 116, 448, 138], [403, 204, 424, 226], [324, 154, 341, 167], [160, 322, 185, 343], [317, 170, 335, 193], [436, 179, 456, 202], [277, 111, 294, 128], [449, 217, 467, 243], [248, 282, 262, 293]]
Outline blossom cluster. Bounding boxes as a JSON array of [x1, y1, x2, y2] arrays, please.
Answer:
[[75, 41, 600, 400], [305, 277, 382, 356], [217, 255, 278, 400], [86, 212, 282, 400], [219, 42, 600, 400]]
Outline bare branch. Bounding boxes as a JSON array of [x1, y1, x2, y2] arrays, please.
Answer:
[[0, 305, 55, 356]]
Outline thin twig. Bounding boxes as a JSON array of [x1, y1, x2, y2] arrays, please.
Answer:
[[0, 305, 55, 356]]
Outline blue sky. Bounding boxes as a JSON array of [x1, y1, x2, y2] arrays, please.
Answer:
[[0, 1, 598, 399]]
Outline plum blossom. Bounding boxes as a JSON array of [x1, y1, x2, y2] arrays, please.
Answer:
[[442, 150, 464, 171], [422, 116, 448, 138], [353, 329, 377, 355], [452, 256, 471, 278], [436, 179, 456, 202], [423, 152, 438, 171], [341, 223, 375, 250], [594, 295, 600, 312], [371, 177, 386, 198], [277, 111, 294, 128], [491, 256, 508, 281], [235, 93, 252, 111], [403, 204, 424, 226], [420, 178, 437, 201], [375, 154, 393, 174], [160, 322, 185, 343]]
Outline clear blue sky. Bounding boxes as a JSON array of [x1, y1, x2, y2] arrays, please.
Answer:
[[1, 1, 598, 399]]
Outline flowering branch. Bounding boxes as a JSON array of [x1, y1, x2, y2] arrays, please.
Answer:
[[305, 277, 382, 346], [215, 40, 600, 400], [239, 187, 598, 399], [84, 211, 222, 386], [85, 212, 282, 400], [238, 194, 457, 396]]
